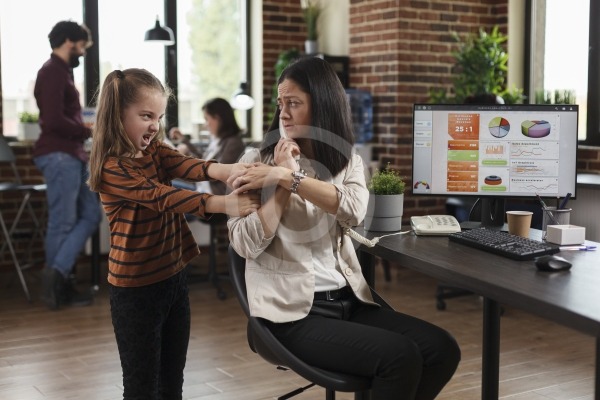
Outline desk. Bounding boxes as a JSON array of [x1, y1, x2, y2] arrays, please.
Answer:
[[355, 228, 600, 400]]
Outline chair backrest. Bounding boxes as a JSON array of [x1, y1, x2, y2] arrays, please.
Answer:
[[227, 245, 372, 393], [0, 136, 23, 185]]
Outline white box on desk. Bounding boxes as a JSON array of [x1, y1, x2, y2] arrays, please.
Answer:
[[546, 224, 586, 245]]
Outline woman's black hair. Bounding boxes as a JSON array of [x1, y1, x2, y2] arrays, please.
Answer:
[[261, 57, 355, 178], [201, 97, 242, 139]]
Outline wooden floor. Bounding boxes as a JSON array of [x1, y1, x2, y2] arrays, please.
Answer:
[[0, 256, 595, 400]]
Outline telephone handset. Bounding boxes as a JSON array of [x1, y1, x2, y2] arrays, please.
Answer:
[[410, 215, 461, 236]]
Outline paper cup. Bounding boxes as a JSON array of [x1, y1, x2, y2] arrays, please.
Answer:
[[506, 211, 533, 238]]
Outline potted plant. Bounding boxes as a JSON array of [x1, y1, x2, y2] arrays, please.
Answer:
[[429, 26, 524, 104], [364, 164, 406, 232], [18, 111, 41, 141], [269, 48, 301, 122], [301, 0, 321, 54]]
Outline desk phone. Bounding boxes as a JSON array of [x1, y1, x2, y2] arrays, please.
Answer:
[[411, 215, 461, 236]]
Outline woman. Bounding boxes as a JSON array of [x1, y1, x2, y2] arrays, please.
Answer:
[[169, 97, 245, 195], [227, 57, 460, 400]]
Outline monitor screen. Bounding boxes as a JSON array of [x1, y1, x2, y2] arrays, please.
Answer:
[[412, 103, 578, 227]]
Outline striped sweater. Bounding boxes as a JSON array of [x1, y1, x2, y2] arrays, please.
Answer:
[[99, 141, 215, 287]]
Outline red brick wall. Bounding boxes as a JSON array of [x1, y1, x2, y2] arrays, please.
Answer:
[[260, 0, 514, 218], [348, 0, 509, 218], [578, 146, 600, 173], [261, 0, 307, 130]]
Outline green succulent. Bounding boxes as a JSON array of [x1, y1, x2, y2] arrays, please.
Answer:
[[19, 111, 39, 123], [368, 164, 406, 195]]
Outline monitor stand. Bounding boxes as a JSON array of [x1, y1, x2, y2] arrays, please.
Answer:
[[459, 197, 508, 231]]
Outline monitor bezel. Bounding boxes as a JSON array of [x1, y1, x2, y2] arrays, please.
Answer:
[[411, 103, 579, 201]]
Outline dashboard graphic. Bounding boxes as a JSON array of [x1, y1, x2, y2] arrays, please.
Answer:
[[521, 120, 551, 138], [488, 117, 510, 138]]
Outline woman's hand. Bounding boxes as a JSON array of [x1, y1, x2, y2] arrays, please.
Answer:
[[228, 163, 289, 193], [168, 127, 186, 143], [274, 138, 301, 171]]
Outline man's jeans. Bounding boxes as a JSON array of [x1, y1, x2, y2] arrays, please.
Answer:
[[34, 152, 103, 277]]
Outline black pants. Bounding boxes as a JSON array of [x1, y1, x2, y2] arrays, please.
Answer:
[[110, 269, 190, 400], [267, 293, 461, 400]]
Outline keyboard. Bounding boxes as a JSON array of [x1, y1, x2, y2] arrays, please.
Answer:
[[448, 228, 560, 260]]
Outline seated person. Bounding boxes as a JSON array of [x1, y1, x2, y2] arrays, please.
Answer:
[[226, 57, 461, 400], [169, 97, 245, 195]]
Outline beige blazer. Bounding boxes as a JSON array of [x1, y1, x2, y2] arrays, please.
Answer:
[[228, 150, 376, 323]]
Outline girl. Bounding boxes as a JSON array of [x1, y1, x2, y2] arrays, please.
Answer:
[[88, 68, 259, 399], [227, 57, 460, 399]]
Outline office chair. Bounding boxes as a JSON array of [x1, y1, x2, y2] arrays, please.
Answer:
[[229, 245, 399, 400], [0, 136, 47, 301]]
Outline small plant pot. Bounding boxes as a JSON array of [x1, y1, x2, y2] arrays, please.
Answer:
[[305, 40, 319, 54], [18, 123, 41, 141], [364, 194, 404, 232]]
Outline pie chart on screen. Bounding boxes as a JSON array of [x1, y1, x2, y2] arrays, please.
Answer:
[[488, 117, 510, 138], [521, 120, 551, 138]]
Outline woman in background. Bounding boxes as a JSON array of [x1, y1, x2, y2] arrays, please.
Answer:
[[169, 97, 245, 195]]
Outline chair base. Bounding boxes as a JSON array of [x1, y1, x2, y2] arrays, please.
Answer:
[[435, 284, 473, 310]]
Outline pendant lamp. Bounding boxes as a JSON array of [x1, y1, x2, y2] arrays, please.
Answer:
[[144, 16, 175, 46], [231, 82, 255, 110]]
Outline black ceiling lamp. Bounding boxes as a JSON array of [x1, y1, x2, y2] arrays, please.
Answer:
[[231, 82, 255, 110], [144, 16, 175, 46]]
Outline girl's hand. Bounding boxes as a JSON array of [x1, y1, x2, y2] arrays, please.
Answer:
[[228, 163, 288, 193], [274, 138, 301, 171], [224, 191, 261, 216], [229, 163, 253, 179]]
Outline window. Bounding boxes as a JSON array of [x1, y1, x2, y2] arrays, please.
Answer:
[[97, 0, 166, 87], [528, 0, 595, 144], [1, 0, 249, 139], [176, 0, 246, 137], [0, 0, 83, 136]]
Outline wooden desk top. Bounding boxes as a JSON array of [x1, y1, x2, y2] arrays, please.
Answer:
[[357, 228, 600, 337]]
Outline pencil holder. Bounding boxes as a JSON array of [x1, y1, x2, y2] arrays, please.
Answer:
[[542, 207, 571, 240]]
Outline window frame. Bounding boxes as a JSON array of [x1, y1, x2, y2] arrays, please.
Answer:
[[525, 0, 599, 146], [81, 0, 251, 134]]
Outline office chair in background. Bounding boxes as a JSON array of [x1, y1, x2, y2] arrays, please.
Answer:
[[0, 136, 47, 301], [229, 245, 400, 400]]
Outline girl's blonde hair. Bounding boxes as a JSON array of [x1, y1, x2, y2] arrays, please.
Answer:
[[88, 68, 172, 191]]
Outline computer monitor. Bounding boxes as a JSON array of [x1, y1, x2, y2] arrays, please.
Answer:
[[412, 103, 578, 229]]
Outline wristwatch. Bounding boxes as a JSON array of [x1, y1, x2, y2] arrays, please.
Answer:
[[290, 170, 307, 193]]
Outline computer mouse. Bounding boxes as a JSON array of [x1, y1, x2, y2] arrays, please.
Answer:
[[534, 255, 572, 272]]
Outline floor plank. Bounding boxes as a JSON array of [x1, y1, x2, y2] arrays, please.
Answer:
[[0, 256, 594, 399]]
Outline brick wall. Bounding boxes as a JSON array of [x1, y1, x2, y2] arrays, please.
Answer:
[[348, 0, 509, 218], [260, 0, 518, 218], [578, 146, 600, 174], [261, 0, 307, 130]]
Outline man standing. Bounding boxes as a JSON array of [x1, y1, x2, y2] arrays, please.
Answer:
[[33, 20, 102, 310]]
